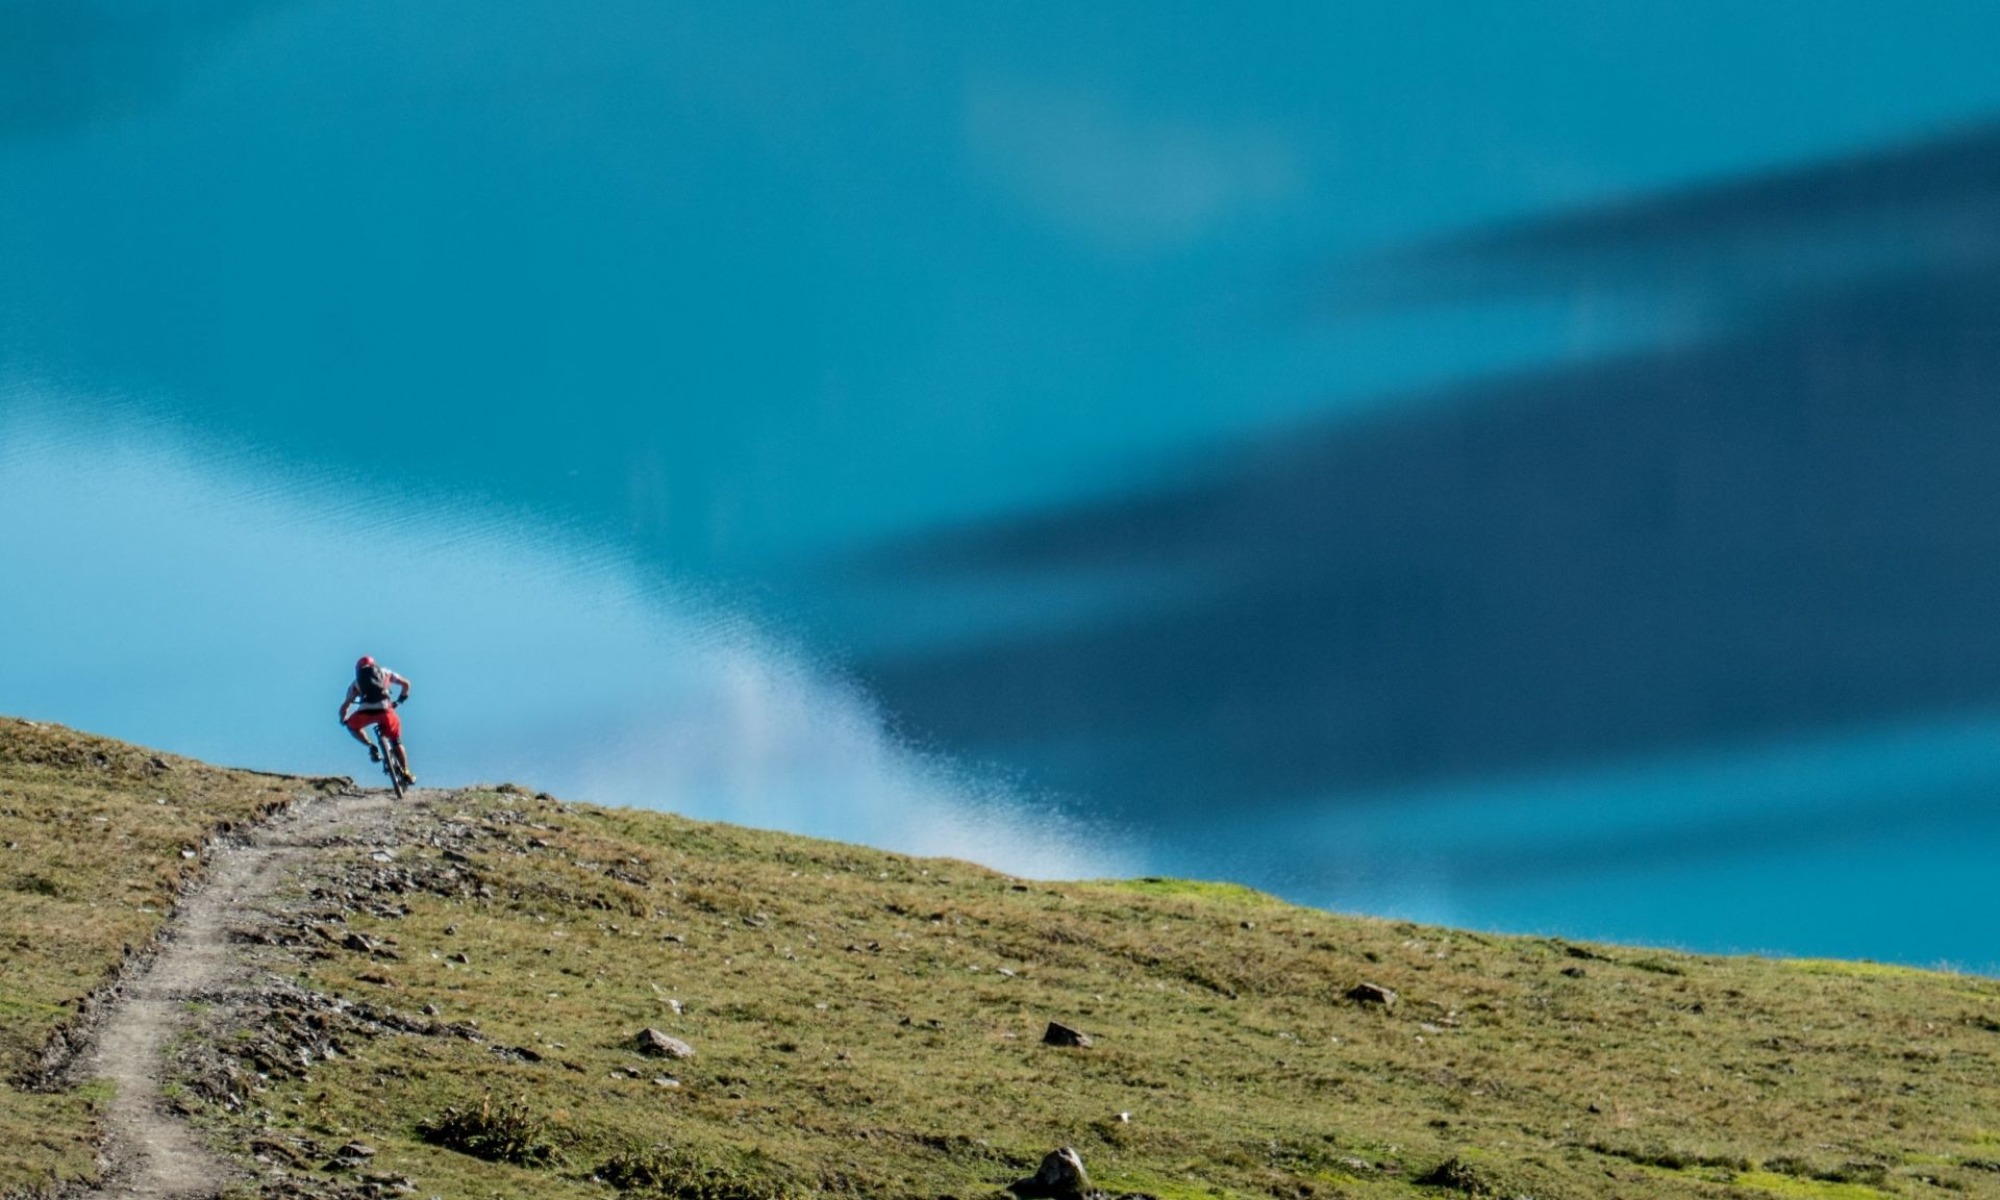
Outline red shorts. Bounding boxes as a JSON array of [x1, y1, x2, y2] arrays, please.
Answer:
[[344, 707, 402, 743]]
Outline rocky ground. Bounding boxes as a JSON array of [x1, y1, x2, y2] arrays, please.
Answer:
[[74, 784, 406, 1199]]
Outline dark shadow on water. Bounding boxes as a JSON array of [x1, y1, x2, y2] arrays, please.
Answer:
[[849, 122, 2000, 831], [1330, 120, 2000, 317]]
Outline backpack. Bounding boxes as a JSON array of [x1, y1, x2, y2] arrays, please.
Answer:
[[356, 663, 392, 704]]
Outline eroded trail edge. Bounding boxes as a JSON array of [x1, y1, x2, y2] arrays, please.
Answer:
[[81, 786, 409, 1199]]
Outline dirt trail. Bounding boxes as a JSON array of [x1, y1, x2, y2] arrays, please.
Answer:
[[80, 786, 415, 1199]]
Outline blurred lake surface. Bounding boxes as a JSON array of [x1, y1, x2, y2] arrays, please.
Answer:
[[9, 2, 2000, 968]]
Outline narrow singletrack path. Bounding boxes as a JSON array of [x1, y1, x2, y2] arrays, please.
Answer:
[[81, 785, 424, 1198]]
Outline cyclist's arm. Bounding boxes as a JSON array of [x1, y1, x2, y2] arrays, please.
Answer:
[[389, 672, 412, 704], [338, 682, 359, 721]]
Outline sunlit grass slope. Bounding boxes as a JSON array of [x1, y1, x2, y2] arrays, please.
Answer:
[[199, 787, 2000, 1200], [0, 718, 339, 1197], [7, 721, 2000, 1199]]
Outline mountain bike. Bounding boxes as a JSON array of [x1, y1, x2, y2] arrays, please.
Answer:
[[367, 705, 413, 799]]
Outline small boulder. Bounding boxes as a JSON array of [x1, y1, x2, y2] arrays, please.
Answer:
[[636, 1028, 695, 1059], [324, 1140, 377, 1171], [1009, 1147, 1089, 1199], [1345, 982, 1397, 1007], [1042, 1021, 1092, 1048]]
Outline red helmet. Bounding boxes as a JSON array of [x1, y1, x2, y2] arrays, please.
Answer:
[[356, 655, 376, 670]]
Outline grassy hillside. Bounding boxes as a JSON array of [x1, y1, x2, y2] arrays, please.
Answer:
[[0, 718, 342, 1197], [8, 722, 2000, 1199], [187, 799, 2000, 1200]]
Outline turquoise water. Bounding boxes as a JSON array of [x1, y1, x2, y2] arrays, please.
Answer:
[[9, 3, 2000, 967]]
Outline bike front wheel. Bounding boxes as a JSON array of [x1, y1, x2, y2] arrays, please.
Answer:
[[378, 734, 407, 799]]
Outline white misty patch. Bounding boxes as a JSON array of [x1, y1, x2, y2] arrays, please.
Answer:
[[569, 649, 1138, 881], [0, 385, 1134, 882], [965, 81, 1302, 251]]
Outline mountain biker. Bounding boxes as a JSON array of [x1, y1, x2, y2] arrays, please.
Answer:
[[339, 656, 415, 783]]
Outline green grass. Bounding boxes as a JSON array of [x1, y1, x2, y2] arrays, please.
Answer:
[[0, 717, 343, 1197], [1101, 877, 1286, 905], [1783, 958, 1940, 980], [1729, 1170, 1894, 1199]]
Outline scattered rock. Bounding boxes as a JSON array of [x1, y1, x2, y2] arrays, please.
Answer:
[[1346, 982, 1398, 1007], [1561, 966, 1587, 978], [325, 1139, 378, 1170], [1042, 1021, 1093, 1048], [1009, 1147, 1089, 1199], [247, 1135, 320, 1169], [636, 1027, 696, 1059]]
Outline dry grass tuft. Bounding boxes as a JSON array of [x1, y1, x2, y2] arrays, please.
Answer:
[[417, 1094, 564, 1166]]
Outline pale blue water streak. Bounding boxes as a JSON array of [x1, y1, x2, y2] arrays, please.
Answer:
[[0, 398, 1128, 880]]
